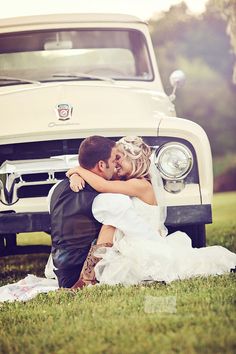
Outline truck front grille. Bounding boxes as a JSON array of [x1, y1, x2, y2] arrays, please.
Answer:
[[0, 136, 199, 206]]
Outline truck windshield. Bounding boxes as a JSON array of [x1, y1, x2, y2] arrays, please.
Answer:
[[0, 29, 153, 85]]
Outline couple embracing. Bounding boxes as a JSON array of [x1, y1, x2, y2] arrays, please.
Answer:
[[48, 135, 236, 289]]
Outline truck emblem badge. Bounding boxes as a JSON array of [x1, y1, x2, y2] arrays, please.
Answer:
[[55, 103, 73, 120]]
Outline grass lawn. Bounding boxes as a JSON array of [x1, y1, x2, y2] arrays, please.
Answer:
[[0, 192, 235, 354], [206, 191, 236, 251]]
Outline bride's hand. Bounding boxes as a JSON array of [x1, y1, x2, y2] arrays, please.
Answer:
[[69, 173, 85, 192], [66, 167, 79, 178]]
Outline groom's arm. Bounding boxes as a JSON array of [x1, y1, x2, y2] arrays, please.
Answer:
[[92, 193, 159, 240]]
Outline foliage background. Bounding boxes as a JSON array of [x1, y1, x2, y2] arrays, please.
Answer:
[[149, 1, 236, 192]]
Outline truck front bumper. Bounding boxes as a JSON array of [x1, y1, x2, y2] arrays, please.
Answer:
[[0, 205, 212, 234]]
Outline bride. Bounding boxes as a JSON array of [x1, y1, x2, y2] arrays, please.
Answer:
[[67, 136, 236, 288]]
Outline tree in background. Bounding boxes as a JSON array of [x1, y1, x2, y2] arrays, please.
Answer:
[[212, 0, 236, 83], [149, 1, 236, 157]]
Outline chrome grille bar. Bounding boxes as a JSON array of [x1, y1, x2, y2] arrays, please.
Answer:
[[0, 154, 78, 205]]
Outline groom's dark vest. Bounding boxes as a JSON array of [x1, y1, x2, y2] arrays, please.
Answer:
[[50, 179, 101, 273]]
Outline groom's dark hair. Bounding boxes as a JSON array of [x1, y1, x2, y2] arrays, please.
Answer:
[[78, 135, 116, 169]]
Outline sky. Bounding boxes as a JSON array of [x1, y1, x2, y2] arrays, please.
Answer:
[[0, 0, 209, 20]]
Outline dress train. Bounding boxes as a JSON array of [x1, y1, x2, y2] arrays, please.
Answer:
[[94, 198, 236, 285]]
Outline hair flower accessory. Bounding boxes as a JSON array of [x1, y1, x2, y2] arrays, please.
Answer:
[[119, 140, 140, 156], [116, 136, 152, 179]]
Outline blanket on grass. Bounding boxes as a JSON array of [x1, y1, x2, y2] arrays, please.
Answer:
[[0, 274, 58, 302]]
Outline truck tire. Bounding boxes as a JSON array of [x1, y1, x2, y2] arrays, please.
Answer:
[[5, 233, 17, 249]]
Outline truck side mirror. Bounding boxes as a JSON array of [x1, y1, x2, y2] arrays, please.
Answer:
[[169, 70, 186, 102]]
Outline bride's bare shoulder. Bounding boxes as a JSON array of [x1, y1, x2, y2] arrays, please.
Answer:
[[126, 178, 155, 201], [126, 178, 150, 187]]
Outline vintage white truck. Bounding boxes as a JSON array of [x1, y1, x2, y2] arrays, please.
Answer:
[[0, 13, 213, 253]]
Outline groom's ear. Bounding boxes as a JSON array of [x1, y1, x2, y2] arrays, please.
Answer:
[[97, 160, 106, 172]]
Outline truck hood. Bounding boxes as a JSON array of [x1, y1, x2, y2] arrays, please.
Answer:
[[0, 82, 171, 144]]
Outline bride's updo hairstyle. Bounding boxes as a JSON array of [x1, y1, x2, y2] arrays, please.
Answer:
[[117, 136, 151, 179]]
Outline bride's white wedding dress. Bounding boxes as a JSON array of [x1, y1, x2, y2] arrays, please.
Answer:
[[94, 197, 236, 285]]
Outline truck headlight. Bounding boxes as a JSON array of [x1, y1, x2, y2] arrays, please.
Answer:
[[155, 143, 193, 180]]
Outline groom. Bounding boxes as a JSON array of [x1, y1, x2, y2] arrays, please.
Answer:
[[50, 135, 160, 288], [49, 136, 118, 288]]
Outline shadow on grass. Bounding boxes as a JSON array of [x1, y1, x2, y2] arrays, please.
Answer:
[[0, 253, 49, 286]]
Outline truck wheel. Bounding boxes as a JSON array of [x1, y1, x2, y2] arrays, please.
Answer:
[[0, 235, 5, 255], [168, 224, 206, 248], [5, 233, 17, 250]]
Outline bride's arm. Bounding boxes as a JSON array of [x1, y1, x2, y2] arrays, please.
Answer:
[[69, 173, 85, 192], [69, 166, 148, 198]]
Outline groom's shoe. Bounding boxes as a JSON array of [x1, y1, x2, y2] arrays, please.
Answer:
[[71, 242, 112, 289]]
